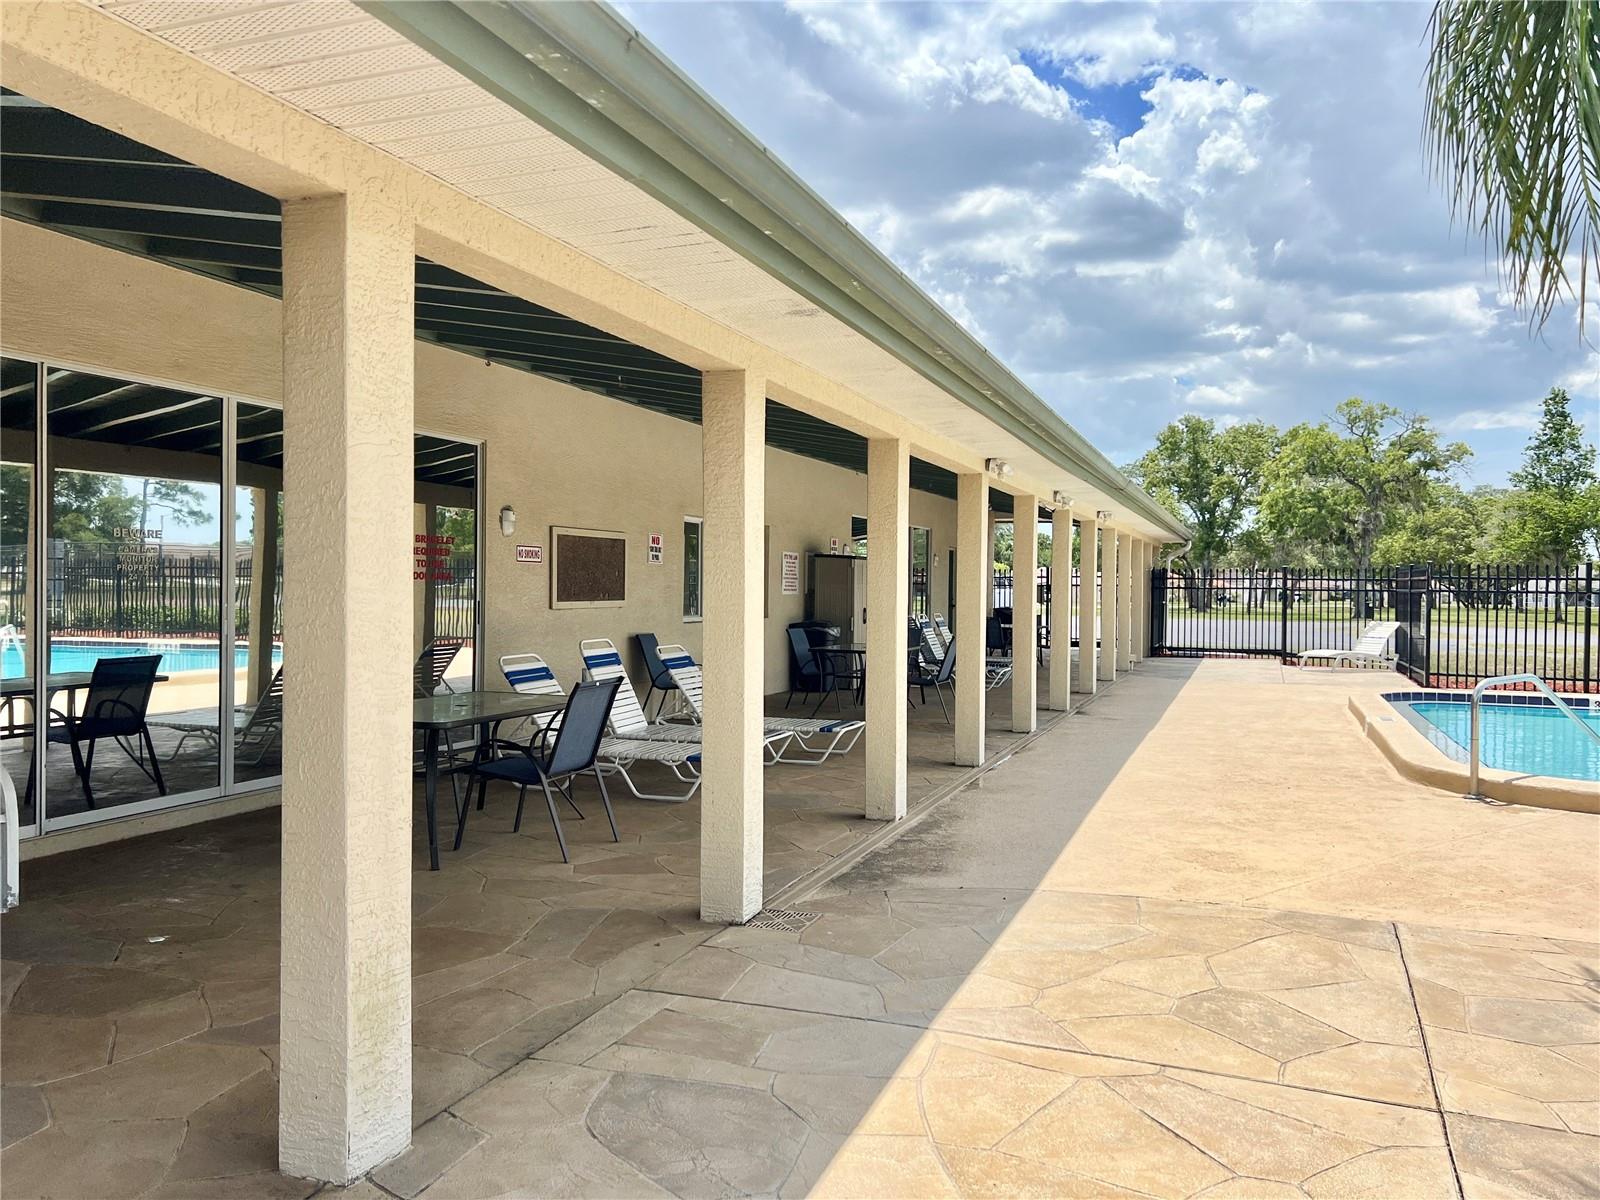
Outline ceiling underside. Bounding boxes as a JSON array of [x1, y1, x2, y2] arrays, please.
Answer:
[[0, 93, 1045, 506]]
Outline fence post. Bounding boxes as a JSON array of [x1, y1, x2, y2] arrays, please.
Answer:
[[1585, 561, 1594, 693], [1279, 567, 1291, 661], [1423, 569, 1435, 687]]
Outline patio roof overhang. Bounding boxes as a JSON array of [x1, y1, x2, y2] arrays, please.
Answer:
[[15, 0, 1187, 540], [361, 0, 1182, 538], [2, 94, 988, 500]]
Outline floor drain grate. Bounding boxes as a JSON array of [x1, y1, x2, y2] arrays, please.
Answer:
[[746, 907, 821, 932]]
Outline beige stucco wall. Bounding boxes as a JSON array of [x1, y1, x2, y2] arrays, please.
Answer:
[[0, 218, 955, 696]]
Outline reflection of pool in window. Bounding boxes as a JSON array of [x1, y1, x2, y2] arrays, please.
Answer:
[[44, 367, 224, 818]]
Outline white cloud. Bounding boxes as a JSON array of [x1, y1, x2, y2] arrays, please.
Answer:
[[619, 0, 1594, 485]]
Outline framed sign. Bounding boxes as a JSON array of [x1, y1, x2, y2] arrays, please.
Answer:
[[647, 532, 664, 565], [515, 544, 543, 564], [781, 550, 800, 595], [550, 526, 626, 608]]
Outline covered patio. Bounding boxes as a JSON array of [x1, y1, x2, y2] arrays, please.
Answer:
[[0, 0, 1186, 1187]]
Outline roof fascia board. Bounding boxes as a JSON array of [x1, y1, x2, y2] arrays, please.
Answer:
[[357, 0, 1187, 542]]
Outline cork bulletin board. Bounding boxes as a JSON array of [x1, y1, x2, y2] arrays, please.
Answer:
[[550, 526, 627, 608]]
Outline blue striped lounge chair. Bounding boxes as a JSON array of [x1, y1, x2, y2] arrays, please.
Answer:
[[655, 643, 864, 764], [578, 639, 795, 763], [500, 650, 703, 803]]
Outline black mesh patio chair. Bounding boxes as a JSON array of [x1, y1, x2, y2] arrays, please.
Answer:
[[908, 640, 957, 723], [633, 633, 680, 720], [785, 626, 826, 709], [455, 677, 621, 863], [42, 654, 166, 809]]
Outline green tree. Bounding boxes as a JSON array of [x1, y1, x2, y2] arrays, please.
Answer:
[[1495, 388, 1600, 567], [1510, 388, 1597, 493], [1372, 484, 1489, 567], [1127, 415, 1277, 607], [1262, 399, 1472, 578], [1424, 0, 1600, 333]]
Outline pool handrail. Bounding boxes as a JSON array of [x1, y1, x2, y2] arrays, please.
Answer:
[[1468, 674, 1600, 798]]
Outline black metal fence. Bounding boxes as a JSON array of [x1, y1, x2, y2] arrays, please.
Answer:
[[0, 544, 476, 642], [1151, 563, 1599, 692], [991, 567, 1101, 647]]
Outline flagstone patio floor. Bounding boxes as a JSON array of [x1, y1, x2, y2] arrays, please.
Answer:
[[2, 659, 1596, 1199]]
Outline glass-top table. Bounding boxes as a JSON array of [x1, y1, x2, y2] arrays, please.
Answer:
[[413, 690, 567, 870]]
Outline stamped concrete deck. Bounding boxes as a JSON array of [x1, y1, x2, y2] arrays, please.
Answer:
[[2, 659, 1596, 1199]]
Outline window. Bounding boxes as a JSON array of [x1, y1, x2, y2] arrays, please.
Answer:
[[682, 516, 703, 620], [850, 515, 868, 557], [910, 526, 931, 617]]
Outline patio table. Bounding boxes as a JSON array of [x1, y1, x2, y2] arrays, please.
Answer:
[[809, 643, 867, 714], [1, 671, 171, 732], [413, 690, 566, 871]]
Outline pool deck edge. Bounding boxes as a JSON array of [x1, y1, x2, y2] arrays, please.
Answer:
[[1349, 693, 1600, 815]]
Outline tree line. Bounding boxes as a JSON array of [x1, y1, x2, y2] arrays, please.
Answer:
[[1125, 388, 1600, 581]]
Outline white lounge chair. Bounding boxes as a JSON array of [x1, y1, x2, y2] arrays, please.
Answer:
[[151, 666, 284, 764], [578, 639, 795, 763], [655, 643, 865, 764], [1298, 621, 1401, 670], [499, 650, 703, 803]]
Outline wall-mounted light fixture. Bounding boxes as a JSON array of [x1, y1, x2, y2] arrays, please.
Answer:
[[1096, 510, 1113, 522], [498, 505, 517, 537], [985, 458, 1014, 479], [1052, 491, 1073, 509]]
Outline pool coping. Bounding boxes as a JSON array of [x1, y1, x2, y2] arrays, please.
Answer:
[[1349, 690, 1599, 815]]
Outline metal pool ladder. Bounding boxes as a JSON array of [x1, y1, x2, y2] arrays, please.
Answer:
[[1468, 673, 1600, 799]]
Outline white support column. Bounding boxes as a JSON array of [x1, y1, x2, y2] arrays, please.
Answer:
[[700, 369, 765, 924], [866, 438, 909, 821], [1098, 526, 1119, 682], [1048, 510, 1074, 711], [279, 192, 414, 1183], [1142, 541, 1160, 656], [1132, 539, 1148, 661], [1011, 497, 1038, 732], [1075, 516, 1098, 694], [1117, 531, 1135, 672], [954, 473, 987, 766]]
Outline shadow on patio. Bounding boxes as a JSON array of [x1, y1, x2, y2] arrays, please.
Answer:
[[0, 660, 1162, 1198]]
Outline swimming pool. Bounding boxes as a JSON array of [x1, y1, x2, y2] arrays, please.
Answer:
[[0, 638, 283, 679], [1387, 691, 1600, 782]]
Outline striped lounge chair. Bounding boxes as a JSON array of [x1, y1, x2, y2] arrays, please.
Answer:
[[654, 643, 865, 764], [578, 639, 795, 763]]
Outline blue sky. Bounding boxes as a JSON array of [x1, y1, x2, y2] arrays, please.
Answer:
[[620, 1, 1598, 487]]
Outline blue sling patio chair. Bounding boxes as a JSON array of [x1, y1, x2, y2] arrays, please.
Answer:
[[654, 643, 865, 764], [456, 677, 622, 863], [909, 639, 958, 723], [500, 650, 704, 804], [633, 633, 683, 721]]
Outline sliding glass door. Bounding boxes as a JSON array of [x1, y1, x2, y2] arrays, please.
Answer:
[[1, 361, 482, 836]]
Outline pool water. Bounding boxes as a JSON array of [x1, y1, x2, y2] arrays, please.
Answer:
[[1404, 699, 1600, 782], [0, 639, 282, 679]]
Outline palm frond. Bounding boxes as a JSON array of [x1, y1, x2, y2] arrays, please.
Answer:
[[1424, 0, 1600, 336]]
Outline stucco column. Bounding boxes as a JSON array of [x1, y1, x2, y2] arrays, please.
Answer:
[[954, 473, 987, 766], [279, 192, 414, 1183], [1117, 531, 1135, 672], [1048, 511, 1074, 711], [1011, 497, 1038, 732], [1131, 539, 1148, 661], [1098, 526, 1119, 682], [1075, 516, 1098, 693], [700, 369, 765, 923], [865, 438, 908, 821]]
